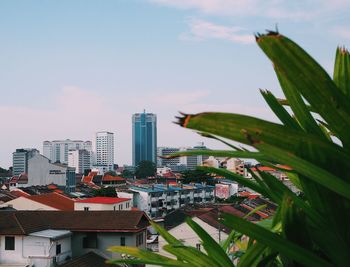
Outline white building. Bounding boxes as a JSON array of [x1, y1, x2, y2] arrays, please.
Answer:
[[68, 149, 91, 174], [43, 140, 92, 164], [94, 131, 114, 171], [74, 197, 132, 211], [118, 183, 215, 218], [0, 210, 149, 267]]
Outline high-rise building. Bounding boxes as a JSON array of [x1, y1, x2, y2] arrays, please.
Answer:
[[12, 148, 40, 176], [157, 147, 180, 167], [180, 142, 210, 170], [132, 111, 157, 166], [43, 140, 92, 164], [68, 149, 91, 174], [95, 131, 114, 171]]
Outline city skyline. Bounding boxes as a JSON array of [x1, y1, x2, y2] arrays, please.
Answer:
[[1, 1, 349, 168]]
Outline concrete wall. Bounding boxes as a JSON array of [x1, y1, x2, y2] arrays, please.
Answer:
[[74, 200, 132, 211], [71, 231, 146, 259], [0, 235, 71, 267], [28, 154, 67, 186]]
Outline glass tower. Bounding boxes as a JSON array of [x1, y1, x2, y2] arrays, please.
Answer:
[[132, 111, 157, 166]]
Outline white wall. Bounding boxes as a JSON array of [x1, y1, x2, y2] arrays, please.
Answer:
[[0, 235, 71, 267], [28, 154, 67, 186], [74, 200, 132, 211], [71, 231, 146, 259]]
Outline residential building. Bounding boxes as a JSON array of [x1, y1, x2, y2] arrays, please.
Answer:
[[215, 180, 239, 199], [43, 140, 92, 164], [68, 149, 91, 174], [0, 210, 149, 267], [118, 183, 215, 218], [179, 143, 210, 170], [74, 197, 132, 211], [159, 205, 257, 258], [12, 148, 39, 176], [226, 158, 246, 176], [132, 111, 157, 166], [1, 192, 74, 211], [12, 154, 76, 192], [94, 132, 114, 171]]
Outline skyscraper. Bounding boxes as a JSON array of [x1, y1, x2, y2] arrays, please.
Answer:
[[132, 111, 157, 166], [12, 148, 39, 176], [95, 131, 114, 171]]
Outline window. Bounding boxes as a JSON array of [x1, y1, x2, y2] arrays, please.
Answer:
[[83, 233, 97, 248], [56, 244, 61, 255], [196, 243, 201, 251], [120, 237, 126, 246], [84, 207, 89, 211], [136, 233, 144, 246], [5, 236, 15, 250]]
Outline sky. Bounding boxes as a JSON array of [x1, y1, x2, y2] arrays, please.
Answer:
[[0, 0, 350, 168]]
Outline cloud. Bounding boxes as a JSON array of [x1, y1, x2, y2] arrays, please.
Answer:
[[180, 18, 254, 44], [149, 0, 350, 21]]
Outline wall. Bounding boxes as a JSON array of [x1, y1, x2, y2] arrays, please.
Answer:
[[28, 154, 67, 186], [71, 231, 146, 259], [74, 200, 132, 211]]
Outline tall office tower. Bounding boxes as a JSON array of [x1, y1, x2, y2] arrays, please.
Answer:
[[43, 140, 92, 164], [95, 131, 114, 171], [68, 149, 91, 174], [12, 148, 39, 176], [157, 147, 180, 167], [180, 142, 210, 170], [132, 111, 157, 166]]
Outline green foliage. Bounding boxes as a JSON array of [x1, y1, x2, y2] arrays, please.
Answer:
[[105, 170, 117, 176], [121, 169, 134, 178], [181, 169, 215, 185], [93, 187, 118, 197], [135, 160, 156, 179], [110, 32, 350, 266]]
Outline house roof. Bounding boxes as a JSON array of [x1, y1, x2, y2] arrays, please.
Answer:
[[0, 210, 149, 235], [102, 174, 125, 182], [58, 251, 116, 267], [25, 192, 74, 211], [75, 197, 130, 204]]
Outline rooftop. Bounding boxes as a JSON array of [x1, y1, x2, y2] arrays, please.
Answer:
[[58, 251, 115, 267], [0, 210, 150, 235], [75, 197, 130, 204], [25, 192, 74, 211]]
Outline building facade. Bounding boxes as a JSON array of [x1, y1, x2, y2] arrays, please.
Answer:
[[12, 149, 39, 176], [94, 132, 114, 171], [132, 111, 157, 166], [43, 140, 92, 164], [118, 183, 215, 218], [157, 147, 180, 167], [68, 149, 91, 174]]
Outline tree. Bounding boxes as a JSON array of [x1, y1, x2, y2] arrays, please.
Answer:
[[109, 32, 350, 266], [93, 187, 118, 197], [121, 169, 134, 179], [181, 169, 215, 185], [135, 160, 156, 179]]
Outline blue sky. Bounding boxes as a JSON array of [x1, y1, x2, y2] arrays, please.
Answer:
[[0, 0, 349, 168]]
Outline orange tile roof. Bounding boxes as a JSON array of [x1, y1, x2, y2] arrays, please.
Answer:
[[25, 192, 74, 211], [10, 189, 30, 197], [102, 174, 125, 182], [76, 197, 130, 204]]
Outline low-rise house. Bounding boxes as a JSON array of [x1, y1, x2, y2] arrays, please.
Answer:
[[118, 183, 215, 218], [0, 210, 149, 267], [0, 192, 74, 211], [101, 174, 126, 187], [74, 197, 132, 211]]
